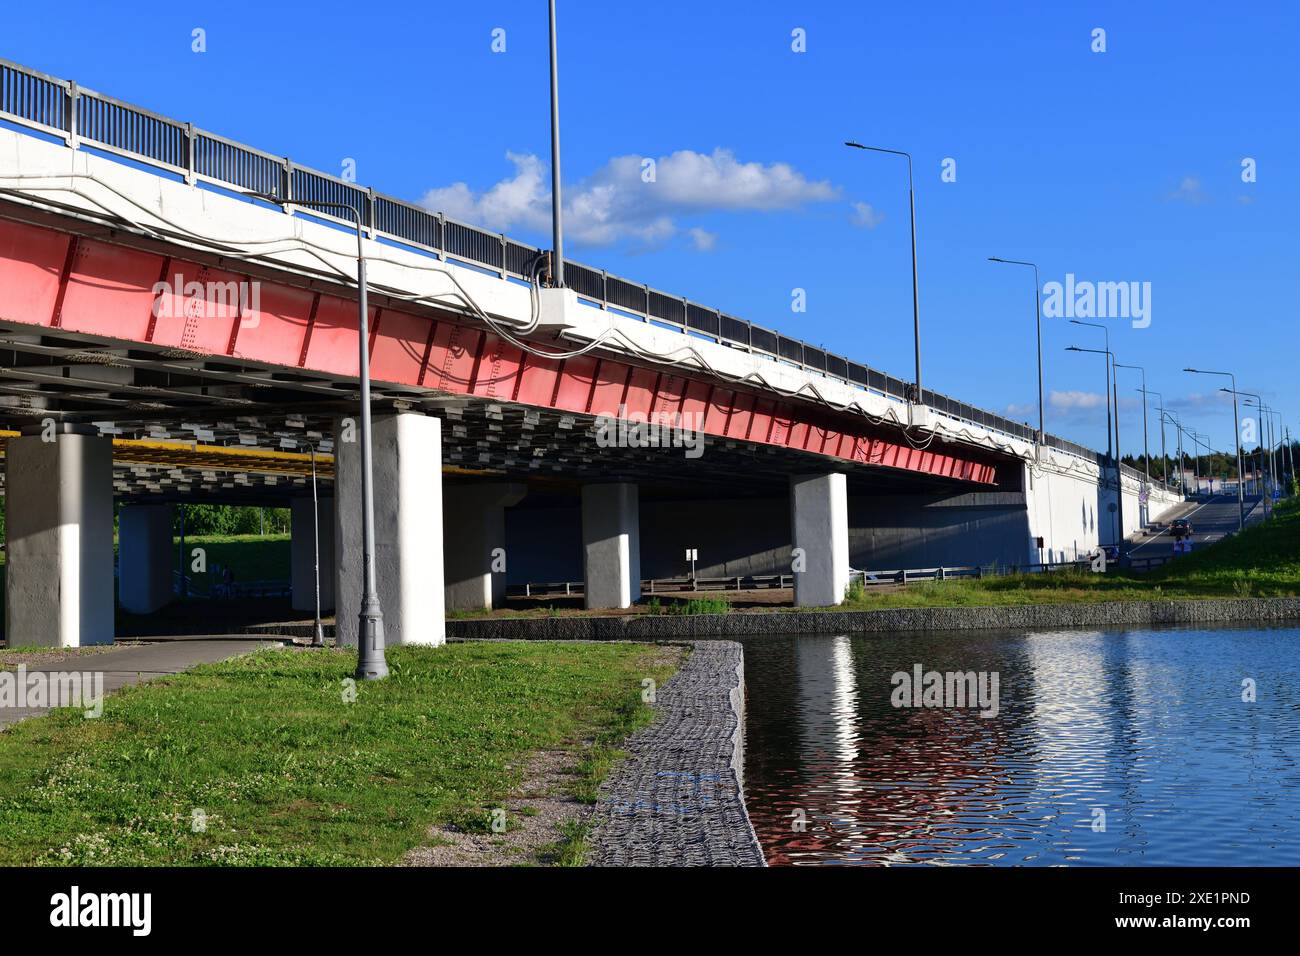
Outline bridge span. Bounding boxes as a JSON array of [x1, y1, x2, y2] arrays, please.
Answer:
[[0, 59, 1181, 646]]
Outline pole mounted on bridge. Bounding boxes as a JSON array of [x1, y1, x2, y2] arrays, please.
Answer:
[[1161, 409, 1186, 495], [1141, 387, 1167, 491], [1237, 392, 1276, 516], [548, 0, 565, 288], [1186, 369, 1245, 532], [845, 141, 921, 399], [1114, 363, 1149, 485], [1069, 320, 1116, 468], [1192, 430, 1212, 494], [1067, 344, 1122, 546], [1253, 403, 1282, 502], [249, 192, 388, 679], [987, 257, 1044, 447]]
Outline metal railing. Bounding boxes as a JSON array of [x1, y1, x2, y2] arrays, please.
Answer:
[[510, 561, 1098, 597], [0, 56, 1112, 466], [851, 561, 1092, 585]]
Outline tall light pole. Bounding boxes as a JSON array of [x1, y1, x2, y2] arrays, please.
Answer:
[[1242, 397, 1279, 512], [1162, 409, 1185, 490], [310, 441, 324, 648], [1232, 388, 1267, 509], [1193, 431, 1211, 494], [254, 194, 387, 678], [1287, 426, 1295, 494], [1115, 363, 1149, 483], [1186, 368, 1245, 531], [988, 257, 1044, 445], [846, 141, 922, 398], [548, 0, 565, 288], [1186, 428, 1201, 493], [1142, 387, 1167, 489], [1254, 403, 1275, 499], [1172, 413, 1185, 490], [1261, 405, 1281, 497], [1067, 344, 1120, 545], [1070, 320, 1113, 465]]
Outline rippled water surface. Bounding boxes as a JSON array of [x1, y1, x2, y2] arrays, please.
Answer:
[[738, 626, 1300, 866]]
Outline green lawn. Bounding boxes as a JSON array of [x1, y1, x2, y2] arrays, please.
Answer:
[[0, 534, 290, 623], [173, 533, 290, 587], [0, 641, 678, 866]]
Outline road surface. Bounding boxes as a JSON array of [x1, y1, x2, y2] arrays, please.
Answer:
[[1127, 493, 1265, 560]]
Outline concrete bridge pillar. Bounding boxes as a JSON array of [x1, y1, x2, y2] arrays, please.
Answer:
[[790, 473, 850, 607], [291, 495, 335, 613], [582, 483, 641, 609], [334, 412, 445, 647], [443, 483, 527, 612], [4, 428, 114, 646], [118, 503, 175, 614]]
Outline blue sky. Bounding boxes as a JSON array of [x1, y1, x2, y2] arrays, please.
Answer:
[[4, 0, 1296, 456]]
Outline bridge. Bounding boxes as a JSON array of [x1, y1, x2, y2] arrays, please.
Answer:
[[0, 58, 1182, 647]]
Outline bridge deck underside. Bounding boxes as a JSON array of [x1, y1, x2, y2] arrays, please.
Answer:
[[0, 206, 1007, 495]]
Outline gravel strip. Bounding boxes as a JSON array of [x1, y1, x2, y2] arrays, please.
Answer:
[[587, 640, 765, 867]]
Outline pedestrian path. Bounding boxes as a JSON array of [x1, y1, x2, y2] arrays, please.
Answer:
[[0, 638, 278, 729]]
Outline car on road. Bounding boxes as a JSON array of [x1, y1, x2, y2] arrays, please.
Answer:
[[1169, 518, 1193, 538]]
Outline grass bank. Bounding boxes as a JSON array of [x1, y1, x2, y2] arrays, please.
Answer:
[[841, 498, 1299, 611], [452, 499, 1299, 619], [174, 533, 290, 585], [0, 641, 679, 866]]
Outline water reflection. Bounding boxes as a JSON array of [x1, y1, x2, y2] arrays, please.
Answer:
[[740, 625, 1300, 866]]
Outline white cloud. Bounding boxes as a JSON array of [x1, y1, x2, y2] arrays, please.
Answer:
[[1167, 175, 1208, 205], [1168, 391, 1235, 413], [687, 227, 718, 251], [419, 148, 839, 250], [1050, 390, 1108, 411], [850, 201, 884, 228], [1009, 390, 1117, 426]]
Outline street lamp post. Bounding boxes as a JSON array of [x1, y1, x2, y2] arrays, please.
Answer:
[[1186, 368, 1245, 531], [1261, 405, 1280, 498], [1116, 363, 1149, 484], [1142, 387, 1167, 489], [1193, 431, 1210, 494], [1230, 389, 1266, 508], [846, 141, 922, 398], [1161, 410, 1179, 488], [1172, 414, 1184, 490], [1167, 414, 1188, 493], [1070, 320, 1114, 465], [988, 257, 1045, 445], [253, 193, 388, 679], [1066, 344, 1121, 546], [310, 441, 324, 648], [1241, 396, 1278, 514], [1287, 426, 1295, 493], [548, 0, 564, 288]]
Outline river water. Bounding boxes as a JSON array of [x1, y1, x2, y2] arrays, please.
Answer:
[[738, 625, 1300, 866]]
